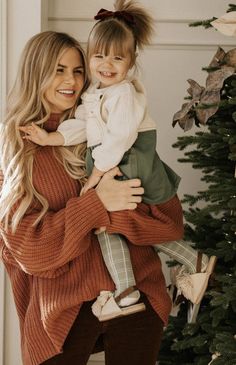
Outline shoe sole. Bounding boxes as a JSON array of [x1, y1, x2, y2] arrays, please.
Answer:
[[194, 255, 217, 304], [98, 302, 146, 322]]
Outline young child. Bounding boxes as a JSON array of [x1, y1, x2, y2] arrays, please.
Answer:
[[20, 0, 216, 323]]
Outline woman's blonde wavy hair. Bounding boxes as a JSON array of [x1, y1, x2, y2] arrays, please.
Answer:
[[0, 31, 90, 232]]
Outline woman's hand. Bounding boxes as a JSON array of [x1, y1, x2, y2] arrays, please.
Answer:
[[96, 167, 144, 211]]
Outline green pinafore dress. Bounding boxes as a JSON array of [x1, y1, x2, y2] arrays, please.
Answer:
[[84, 91, 180, 205]]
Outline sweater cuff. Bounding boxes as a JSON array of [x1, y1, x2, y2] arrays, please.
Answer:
[[69, 189, 110, 230]]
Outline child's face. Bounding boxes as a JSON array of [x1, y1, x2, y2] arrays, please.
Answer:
[[89, 50, 133, 88]]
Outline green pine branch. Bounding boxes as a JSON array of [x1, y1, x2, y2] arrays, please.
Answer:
[[159, 6, 236, 363]]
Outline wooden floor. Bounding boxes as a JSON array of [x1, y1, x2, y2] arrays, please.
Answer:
[[87, 352, 105, 365], [87, 352, 159, 365]]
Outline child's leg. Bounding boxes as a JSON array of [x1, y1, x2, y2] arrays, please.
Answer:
[[154, 239, 209, 274], [97, 231, 140, 307], [155, 240, 217, 320]]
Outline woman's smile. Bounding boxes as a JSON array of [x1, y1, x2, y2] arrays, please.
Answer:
[[45, 48, 85, 113]]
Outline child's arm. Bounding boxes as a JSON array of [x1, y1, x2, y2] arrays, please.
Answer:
[[92, 83, 146, 172], [19, 106, 87, 147], [57, 116, 87, 146], [80, 166, 105, 195], [19, 123, 64, 146]]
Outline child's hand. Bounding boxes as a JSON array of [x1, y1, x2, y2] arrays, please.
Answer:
[[95, 226, 106, 234], [80, 166, 105, 196], [80, 175, 102, 196], [19, 123, 49, 146]]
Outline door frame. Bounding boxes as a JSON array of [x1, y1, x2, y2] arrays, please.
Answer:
[[0, 0, 7, 362]]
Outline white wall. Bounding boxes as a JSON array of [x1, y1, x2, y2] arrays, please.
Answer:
[[1, 1, 235, 364]]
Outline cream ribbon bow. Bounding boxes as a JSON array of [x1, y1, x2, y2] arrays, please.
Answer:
[[211, 11, 236, 36]]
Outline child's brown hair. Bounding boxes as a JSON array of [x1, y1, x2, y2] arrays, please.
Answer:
[[87, 0, 155, 66]]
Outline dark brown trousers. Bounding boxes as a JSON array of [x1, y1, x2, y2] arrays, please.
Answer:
[[41, 294, 164, 365]]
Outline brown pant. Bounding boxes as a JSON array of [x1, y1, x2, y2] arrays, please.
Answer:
[[41, 294, 164, 365]]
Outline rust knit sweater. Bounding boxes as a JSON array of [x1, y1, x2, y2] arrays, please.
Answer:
[[0, 114, 184, 365]]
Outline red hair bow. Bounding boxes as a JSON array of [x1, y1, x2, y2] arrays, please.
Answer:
[[94, 8, 135, 26]]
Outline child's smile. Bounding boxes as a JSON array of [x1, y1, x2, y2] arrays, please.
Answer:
[[89, 52, 132, 88]]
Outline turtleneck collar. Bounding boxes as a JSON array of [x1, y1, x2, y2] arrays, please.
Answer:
[[43, 113, 62, 132]]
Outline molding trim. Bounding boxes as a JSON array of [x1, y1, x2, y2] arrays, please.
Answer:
[[0, 269, 5, 365], [48, 17, 236, 48], [0, 1, 6, 364], [0, 0, 7, 118], [48, 17, 210, 23], [146, 44, 235, 50], [41, 0, 49, 30], [79, 42, 233, 52]]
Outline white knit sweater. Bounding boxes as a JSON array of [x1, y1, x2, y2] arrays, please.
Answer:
[[58, 79, 156, 171]]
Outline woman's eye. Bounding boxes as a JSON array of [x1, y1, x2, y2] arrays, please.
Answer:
[[74, 69, 83, 74], [94, 54, 103, 59], [114, 56, 122, 61], [56, 68, 64, 73]]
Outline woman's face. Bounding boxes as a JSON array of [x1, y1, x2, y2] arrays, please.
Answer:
[[45, 48, 85, 113]]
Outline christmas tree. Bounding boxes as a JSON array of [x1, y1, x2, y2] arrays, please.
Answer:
[[159, 5, 236, 365]]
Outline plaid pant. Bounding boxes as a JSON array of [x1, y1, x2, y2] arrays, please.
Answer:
[[97, 232, 208, 295], [97, 232, 136, 295]]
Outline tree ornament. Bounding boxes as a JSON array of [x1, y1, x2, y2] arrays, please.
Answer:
[[173, 48, 235, 130], [208, 352, 221, 365], [211, 11, 236, 36]]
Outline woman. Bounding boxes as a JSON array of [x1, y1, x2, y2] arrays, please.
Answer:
[[0, 31, 183, 365]]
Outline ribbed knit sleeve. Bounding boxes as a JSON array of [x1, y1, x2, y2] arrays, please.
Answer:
[[107, 195, 184, 244], [3, 189, 110, 276]]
